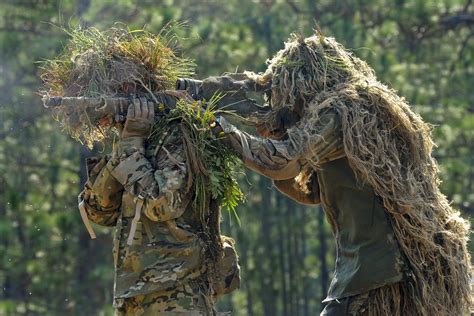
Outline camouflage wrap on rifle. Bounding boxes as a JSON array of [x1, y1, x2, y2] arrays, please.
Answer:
[[179, 74, 271, 121], [42, 93, 178, 125]]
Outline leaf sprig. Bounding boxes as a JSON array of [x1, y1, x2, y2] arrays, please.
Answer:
[[150, 95, 244, 224]]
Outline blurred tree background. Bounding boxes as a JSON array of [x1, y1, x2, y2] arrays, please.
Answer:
[[0, 0, 472, 315]]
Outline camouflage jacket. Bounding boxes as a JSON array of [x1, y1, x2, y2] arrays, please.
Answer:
[[78, 120, 207, 305]]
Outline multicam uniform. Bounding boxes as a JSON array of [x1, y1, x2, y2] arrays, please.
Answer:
[[79, 119, 239, 316]]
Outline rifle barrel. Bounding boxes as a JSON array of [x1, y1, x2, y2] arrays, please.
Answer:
[[42, 94, 179, 124]]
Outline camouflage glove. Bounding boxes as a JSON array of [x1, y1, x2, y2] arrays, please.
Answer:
[[116, 97, 155, 157], [121, 97, 155, 139], [255, 106, 299, 139]]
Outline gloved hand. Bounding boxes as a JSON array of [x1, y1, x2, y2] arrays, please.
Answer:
[[209, 116, 225, 137], [120, 97, 155, 139], [255, 107, 299, 140], [209, 115, 238, 137]]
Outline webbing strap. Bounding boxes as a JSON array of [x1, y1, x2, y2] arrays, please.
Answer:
[[127, 195, 144, 246], [239, 131, 252, 160], [78, 200, 97, 239], [142, 220, 154, 243]]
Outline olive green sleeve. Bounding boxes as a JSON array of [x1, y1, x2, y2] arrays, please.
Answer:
[[109, 137, 189, 222], [200, 73, 266, 98], [79, 156, 123, 227], [219, 110, 345, 180], [199, 74, 270, 117]]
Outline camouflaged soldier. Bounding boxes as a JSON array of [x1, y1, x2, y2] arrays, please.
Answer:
[[192, 33, 472, 315], [78, 97, 239, 316]]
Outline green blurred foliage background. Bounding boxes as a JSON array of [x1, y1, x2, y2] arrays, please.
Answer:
[[0, 0, 472, 315]]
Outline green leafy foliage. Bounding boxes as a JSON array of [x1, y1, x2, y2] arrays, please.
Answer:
[[151, 96, 245, 223]]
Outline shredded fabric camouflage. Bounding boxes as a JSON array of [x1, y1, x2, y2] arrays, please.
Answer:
[[219, 109, 406, 305]]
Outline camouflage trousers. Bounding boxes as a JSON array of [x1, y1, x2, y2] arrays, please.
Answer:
[[114, 282, 220, 316]]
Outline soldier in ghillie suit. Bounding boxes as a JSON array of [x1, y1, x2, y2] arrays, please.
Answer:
[[41, 27, 242, 316], [196, 33, 472, 315]]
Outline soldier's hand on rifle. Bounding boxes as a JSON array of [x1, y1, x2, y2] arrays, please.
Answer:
[[208, 116, 224, 136], [209, 116, 237, 138], [121, 97, 155, 139]]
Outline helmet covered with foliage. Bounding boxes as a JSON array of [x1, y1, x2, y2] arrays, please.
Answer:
[[40, 26, 194, 147]]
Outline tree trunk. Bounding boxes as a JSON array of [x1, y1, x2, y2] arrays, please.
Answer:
[[76, 144, 97, 314], [300, 207, 310, 316], [318, 206, 329, 311], [237, 225, 254, 316], [259, 177, 276, 316], [292, 207, 301, 316], [276, 194, 289, 316], [285, 198, 296, 316]]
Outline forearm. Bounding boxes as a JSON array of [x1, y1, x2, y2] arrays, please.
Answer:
[[221, 132, 301, 180], [217, 108, 346, 183], [79, 156, 123, 227], [217, 117, 302, 180]]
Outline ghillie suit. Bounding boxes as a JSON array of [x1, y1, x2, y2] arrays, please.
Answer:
[[40, 26, 194, 148], [40, 26, 242, 314], [246, 33, 472, 315]]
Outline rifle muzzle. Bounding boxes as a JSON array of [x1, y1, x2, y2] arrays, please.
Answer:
[[176, 78, 203, 99]]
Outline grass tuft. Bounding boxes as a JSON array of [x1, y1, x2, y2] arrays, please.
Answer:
[[41, 25, 194, 98], [40, 25, 195, 147]]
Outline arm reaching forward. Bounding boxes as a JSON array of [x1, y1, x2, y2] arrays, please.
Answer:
[[217, 109, 345, 180]]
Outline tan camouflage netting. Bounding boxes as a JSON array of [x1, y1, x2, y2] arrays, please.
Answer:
[[246, 33, 472, 315]]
